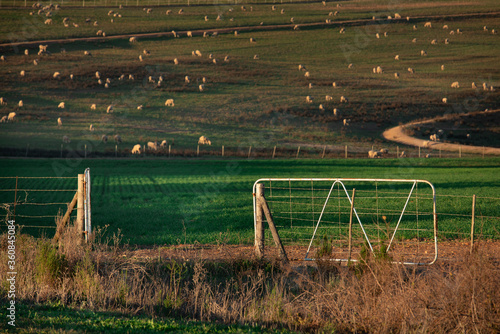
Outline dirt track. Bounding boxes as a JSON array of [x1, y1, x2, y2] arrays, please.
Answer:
[[382, 109, 500, 156]]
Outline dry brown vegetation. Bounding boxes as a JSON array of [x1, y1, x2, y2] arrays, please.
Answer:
[[1, 219, 499, 333]]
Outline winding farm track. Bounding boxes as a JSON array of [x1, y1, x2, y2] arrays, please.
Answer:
[[382, 109, 500, 155], [1, 11, 500, 50]]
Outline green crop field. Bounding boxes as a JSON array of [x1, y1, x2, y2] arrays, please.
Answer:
[[1, 157, 499, 245]]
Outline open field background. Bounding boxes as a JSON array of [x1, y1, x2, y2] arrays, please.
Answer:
[[1, 157, 499, 246], [1, 0, 499, 156]]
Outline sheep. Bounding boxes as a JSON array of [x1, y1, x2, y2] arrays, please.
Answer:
[[380, 148, 389, 154], [178, 8, 184, 14], [306, 96, 313, 103], [199, 84, 204, 92], [348, 63, 353, 69], [394, 13, 401, 19], [90, 104, 97, 110], [420, 50, 427, 56], [20, 70, 25, 77], [408, 67, 415, 74], [17, 100, 23, 108], [198, 136, 211, 145], [444, 38, 449, 44], [325, 95, 333, 101], [424, 22, 432, 28], [234, 30, 239, 36], [250, 37, 256, 43], [443, 24, 449, 29], [308, 83, 313, 89], [395, 54, 400, 60], [0, 116, 7, 123], [129, 36, 137, 43], [375, 33, 380, 39], [412, 38, 417, 43], [340, 96, 348, 103], [44, 18, 53, 25], [58, 102, 65, 108], [451, 81, 460, 88], [449, 30, 455, 35], [333, 108, 338, 116], [430, 134, 439, 141], [400, 151, 406, 158], [332, 82, 337, 88], [161, 140, 167, 147], [456, 28, 462, 34], [394, 72, 400, 79], [139, 55, 143, 62], [369, 149, 381, 158], [212, 58, 217, 64], [70, 74, 74, 80], [413, 25, 417, 31], [128, 74, 134, 81], [492, 29, 497, 34], [442, 97, 447, 104], [101, 135, 108, 143], [106, 105, 113, 113], [8, 112, 16, 121], [187, 31, 192, 37], [431, 39, 437, 44], [53, 72, 61, 79], [96, 29, 103, 36], [339, 27, 345, 34], [171, 30, 178, 38], [114, 135, 122, 144], [224, 55, 230, 62], [89, 124, 94, 131], [304, 71, 310, 78], [84, 50, 92, 56], [173, 58, 179, 65], [422, 140, 431, 148], [104, 83, 109, 89], [147, 141, 158, 150], [470, 82, 477, 89], [1, 55, 5, 62], [202, 77, 207, 83], [216, 15, 221, 21], [203, 32, 208, 38], [166, 9, 172, 15], [137, 105, 143, 110], [441, 64, 445, 71], [0, 97, 6, 105], [106, 78, 111, 84], [24, 49, 29, 56], [343, 118, 350, 126], [57, 117, 62, 126], [425, 154, 432, 158], [376, 66, 383, 74], [280, 8, 284, 14], [62, 135, 70, 143], [165, 99, 175, 107], [143, 49, 150, 56], [131, 144, 141, 154], [98, 79, 103, 85], [318, 104, 324, 111], [195, 50, 202, 57]]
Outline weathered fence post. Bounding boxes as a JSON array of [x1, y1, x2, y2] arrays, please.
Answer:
[[222, 145, 224, 157], [53, 192, 78, 244], [255, 183, 288, 263], [397, 146, 399, 158], [272, 145, 276, 159], [345, 145, 348, 159], [296, 146, 300, 159], [322, 145, 326, 158], [197, 145, 200, 157], [168, 144, 171, 157], [418, 146, 421, 158], [459, 145, 462, 158], [348, 188, 356, 262], [248, 146, 252, 159], [255, 184, 265, 259], [470, 194, 476, 254], [76, 174, 85, 243]]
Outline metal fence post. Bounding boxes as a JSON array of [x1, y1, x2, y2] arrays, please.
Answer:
[[348, 188, 356, 262], [470, 194, 476, 254], [76, 174, 85, 243]]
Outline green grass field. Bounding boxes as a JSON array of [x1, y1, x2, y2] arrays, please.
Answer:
[[0, 0, 499, 154], [1, 157, 499, 245]]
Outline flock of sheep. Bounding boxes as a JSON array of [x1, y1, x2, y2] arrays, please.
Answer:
[[0, 2, 497, 157]]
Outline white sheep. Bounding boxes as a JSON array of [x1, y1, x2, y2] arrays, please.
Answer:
[[8, 112, 16, 121], [137, 105, 143, 110], [332, 82, 337, 88], [408, 67, 415, 74], [413, 25, 417, 31], [171, 30, 178, 38], [18, 100, 23, 108], [304, 71, 310, 78], [202, 77, 207, 83], [333, 108, 338, 116], [441, 64, 445, 71], [375, 33, 380, 39], [57, 117, 62, 126], [308, 83, 313, 89], [339, 27, 345, 34], [340, 96, 348, 103], [160, 140, 167, 147], [53, 72, 61, 79], [420, 50, 427, 56], [368, 150, 380, 158], [147, 141, 158, 150], [442, 97, 447, 103], [348, 63, 353, 69], [0, 97, 6, 105], [178, 8, 184, 14], [101, 134, 108, 143], [376, 66, 383, 74], [131, 144, 141, 154], [129, 37, 137, 43], [400, 151, 406, 158], [253, 55, 259, 60], [89, 124, 94, 131], [424, 22, 432, 28], [472, 82, 477, 89], [395, 55, 400, 60], [198, 136, 211, 145], [431, 39, 437, 44], [394, 13, 401, 19], [444, 38, 449, 44], [184, 76, 190, 83], [174, 58, 179, 65], [24, 49, 29, 56], [492, 29, 497, 34], [187, 31, 192, 37], [114, 135, 122, 143], [20, 70, 25, 77], [306, 96, 313, 103], [394, 72, 400, 79], [139, 55, 143, 62], [430, 134, 439, 141], [62, 135, 70, 143], [451, 81, 460, 88], [33, 59, 38, 65], [343, 118, 350, 126], [199, 84, 204, 92], [325, 95, 333, 101], [443, 24, 449, 29], [165, 99, 175, 107], [0, 116, 7, 123], [58, 102, 65, 108], [166, 10, 172, 15], [129, 74, 134, 80], [84, 50, 92, 56], [106, 105, 113, 113], [195, 50, 202, 57], [422, 140, 431, 148], [90, 104, 97, 110], [0, 55, 5, 62]]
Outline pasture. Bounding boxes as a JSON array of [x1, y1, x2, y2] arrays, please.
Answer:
[[0, 0, 499, 156], [1, 157, 499, 245]]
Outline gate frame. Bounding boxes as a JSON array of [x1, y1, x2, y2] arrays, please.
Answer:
[[253, 178, 438, 265]]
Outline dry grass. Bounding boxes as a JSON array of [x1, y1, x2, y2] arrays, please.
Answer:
[[1, 219, 499, 333]]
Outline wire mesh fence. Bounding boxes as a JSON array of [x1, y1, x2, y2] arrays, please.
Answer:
[[0, 176, 77, 237], [253, 178, 500, 264]]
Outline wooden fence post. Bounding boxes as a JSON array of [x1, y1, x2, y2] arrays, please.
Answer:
[[248, 146, 252, 159], [322, 145, 326, 158], [397, 146, 399, 158], [345, 145, 348, 159], [222, 145, 224, 157], [53, 192, 78, 243], [76, 174, 85, 243], [418, 146, 421, 158], [470, 194, 476, 254], [272, 145, 276, 159], [197, 145, 200, 157], [296, 146, 300, 159], [255, 184, 265, 259], [459, 145, 462, 158], [348, 188, 356, 262], [255, 183, 288, 263], [168, 144, 171, 157]]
